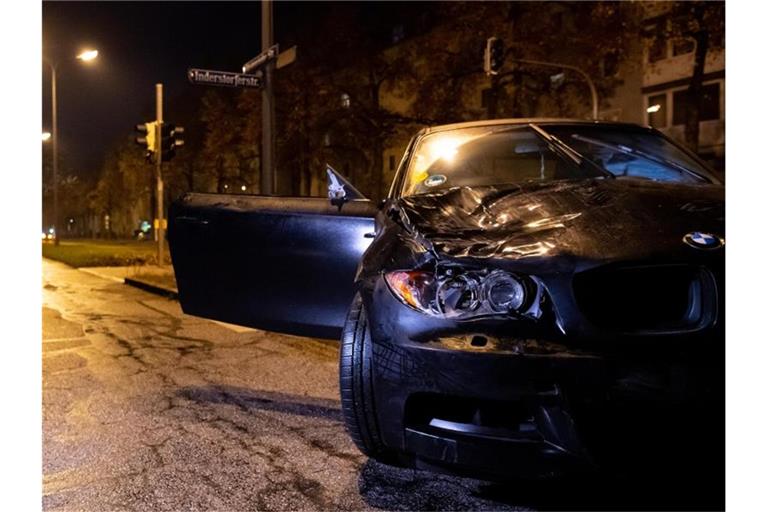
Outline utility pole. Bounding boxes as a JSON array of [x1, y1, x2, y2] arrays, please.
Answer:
[[155, 83, 165, 266], [51, 65, 59, 245], [261, 0, 275, 195]]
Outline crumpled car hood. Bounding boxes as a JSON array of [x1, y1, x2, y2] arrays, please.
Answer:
[[397, 178, 725, 262]]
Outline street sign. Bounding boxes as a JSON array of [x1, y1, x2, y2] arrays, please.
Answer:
[[187, 68, 263, 88], [276, 46, 297, 69], [242, 44, 279, 73]]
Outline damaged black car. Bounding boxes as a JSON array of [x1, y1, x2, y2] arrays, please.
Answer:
[[168, 119, 724, 481]]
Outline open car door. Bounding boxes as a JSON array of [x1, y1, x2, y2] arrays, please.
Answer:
[[168, 192, 377, 339]]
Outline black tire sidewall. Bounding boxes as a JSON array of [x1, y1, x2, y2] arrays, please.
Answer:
[[339, 293, 386, 457]]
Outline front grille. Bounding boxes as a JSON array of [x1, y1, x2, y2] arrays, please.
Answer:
[[572, 264, 717, 334]]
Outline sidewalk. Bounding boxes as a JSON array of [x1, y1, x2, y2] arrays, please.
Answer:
[[42, 239, 170, 267], [80, 265, 178, 298]]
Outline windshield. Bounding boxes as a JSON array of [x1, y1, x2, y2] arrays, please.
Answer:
[[544, 125, 713, 185], [401, 124, 713, 197]]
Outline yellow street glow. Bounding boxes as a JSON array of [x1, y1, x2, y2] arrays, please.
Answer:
[[77, 49, 99, 61], [42, 132, 51, 141], [646, 104, 661, 113]]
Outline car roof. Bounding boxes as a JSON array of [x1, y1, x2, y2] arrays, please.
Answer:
[[419, 118, 652, 135]]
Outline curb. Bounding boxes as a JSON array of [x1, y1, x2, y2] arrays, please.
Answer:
[[77, 268, 126, 283], [123, 277, 179, 300]]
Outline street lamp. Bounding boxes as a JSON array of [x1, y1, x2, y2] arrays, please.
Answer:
[[76, 49, 98, 62], [43, 48, 98, 245], [42, 132, 51, 142]]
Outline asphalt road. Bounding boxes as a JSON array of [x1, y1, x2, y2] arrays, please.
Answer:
[[42, 259, 716, 511]]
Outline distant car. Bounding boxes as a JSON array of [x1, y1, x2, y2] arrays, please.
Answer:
[[169, 120, 724, 480]]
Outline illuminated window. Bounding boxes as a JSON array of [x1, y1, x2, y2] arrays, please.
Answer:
[[647, 94, 667, 128]]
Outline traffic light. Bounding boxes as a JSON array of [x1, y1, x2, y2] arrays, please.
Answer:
[[159, 124, 185, 162], [484, 37, 505, 76], [135, 122, 157, 160]]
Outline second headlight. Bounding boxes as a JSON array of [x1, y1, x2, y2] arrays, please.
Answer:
[[482, 270, 526, 313]]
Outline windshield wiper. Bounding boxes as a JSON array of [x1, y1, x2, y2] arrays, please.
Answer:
[[570, 133, 706, 182], [528, 123, 614, 179]]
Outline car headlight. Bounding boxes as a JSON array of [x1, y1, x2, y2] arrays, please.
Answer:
[[483, 270, 526, 312], [385, 268, 531, 319], [384, 270, 436, 312], [436, 274, 481, 316]]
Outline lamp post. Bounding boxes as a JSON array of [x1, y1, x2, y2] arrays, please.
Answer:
[[43, 49, 98, 245]]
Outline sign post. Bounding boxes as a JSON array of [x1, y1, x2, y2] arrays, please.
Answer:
[[261, 0, 275, 196], [187, 6, 297, 196], [242, 44, 279, 74]]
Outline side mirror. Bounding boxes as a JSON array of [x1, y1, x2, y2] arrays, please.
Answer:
[[326, 164, 366, 210], [327, 170, 348, 209]]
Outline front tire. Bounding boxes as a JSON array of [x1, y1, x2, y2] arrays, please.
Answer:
[[339, 294, 388, 458]]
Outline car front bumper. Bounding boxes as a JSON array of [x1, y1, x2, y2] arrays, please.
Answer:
[[362, 278, 724, 480]]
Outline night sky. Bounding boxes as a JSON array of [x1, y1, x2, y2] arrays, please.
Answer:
[[42, 1, 331, 176]]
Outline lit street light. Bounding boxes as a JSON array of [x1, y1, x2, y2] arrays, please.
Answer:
[[76, 49, 99, 61], [43, 48, 99, 245], [42, 132, 51, 142]]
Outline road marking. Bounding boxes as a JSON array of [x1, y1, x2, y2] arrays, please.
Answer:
[[43, 336, 88, 343]]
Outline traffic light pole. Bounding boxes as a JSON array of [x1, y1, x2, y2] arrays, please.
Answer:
[[487, 73, 499, 119], [155, 83, 165, 266], [261, 0, 275, 195], [506, 58, 599, 120]]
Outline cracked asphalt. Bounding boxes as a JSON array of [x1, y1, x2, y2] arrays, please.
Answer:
[[42, 259, 719, 511], [43, 259, 525, 511]]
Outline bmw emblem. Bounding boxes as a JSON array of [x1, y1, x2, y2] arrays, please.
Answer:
[[683, 231, 724, 250]]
